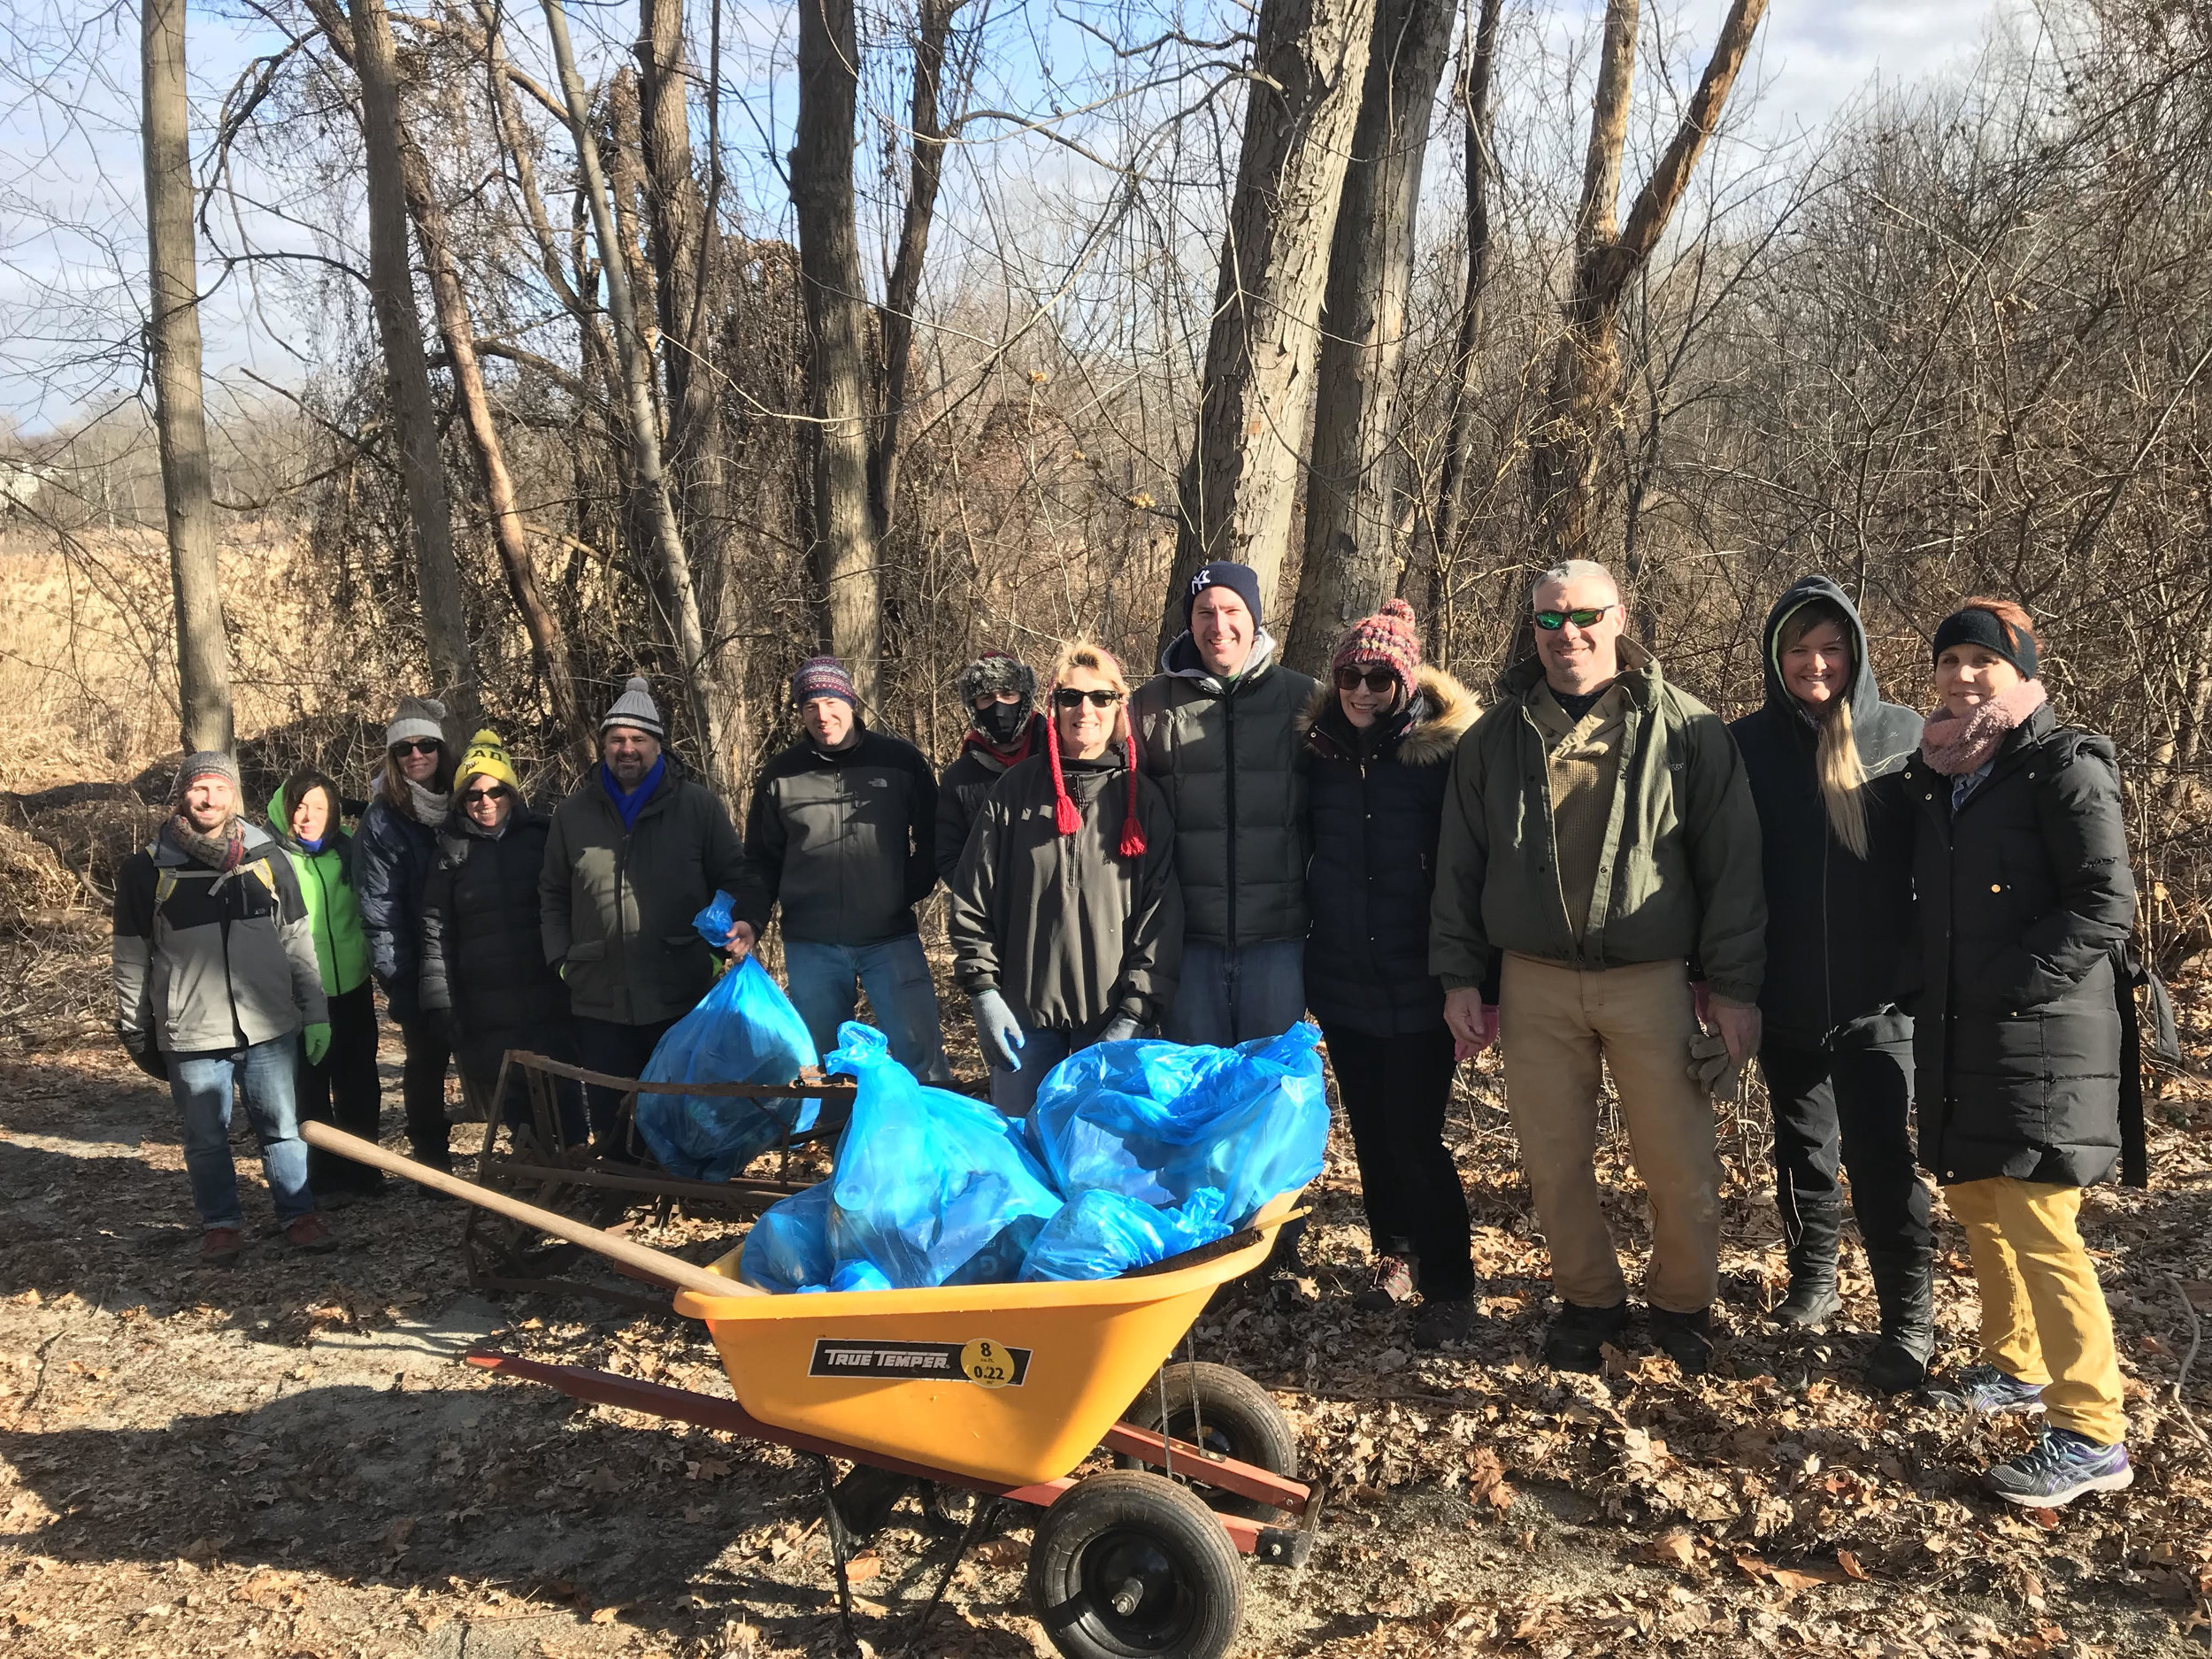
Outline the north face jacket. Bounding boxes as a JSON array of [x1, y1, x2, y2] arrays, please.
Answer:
[[935, 713, 1048, 884], [267, 781, 373, 998], [113, 821, 328, 1055], [1429, 640, 1767, 1005], [947, 743, 1183, 1037], [540, 756, 749, 1025], [421, 806, 572, 1079], [1728, 576, 1923, 1047], [1302, 664, 1479, 1037], [1130, 630, 1315, 949], [737, 724, 938, 946]]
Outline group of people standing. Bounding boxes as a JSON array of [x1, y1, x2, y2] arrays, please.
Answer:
[[111, 552, 2147, 1511]]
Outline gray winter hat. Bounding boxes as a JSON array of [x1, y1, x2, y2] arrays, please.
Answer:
[[173, 749, 240, 801], [386, 695, 448, 750], [601, 675, 665, 738]]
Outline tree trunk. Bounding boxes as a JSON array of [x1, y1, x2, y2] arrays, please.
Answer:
[[1158, 0, 1376, 654], [141, 0, 234, 755], [541, 0, 733, 795], [1284, 0, 1455, 670], [346, 0, 479, 720], [1527, 0, 1769, 569], [792, 0, 882, 703]]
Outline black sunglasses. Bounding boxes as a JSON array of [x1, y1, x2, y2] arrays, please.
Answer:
[[390, 739, 442, 757], [462, 785, 512, 804], [1053, 687, 1123, 710], [1333, 665, 1399, 695], [1532, 605, 1613, 632]]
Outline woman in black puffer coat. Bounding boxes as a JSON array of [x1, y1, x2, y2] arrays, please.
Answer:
[[1901, 598, 2138, 1509], [419, 731, 583, 1147], [1302, 599, 1479, 1350]]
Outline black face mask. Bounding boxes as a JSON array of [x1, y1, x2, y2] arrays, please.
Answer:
[[974, 700, 1030, 747]]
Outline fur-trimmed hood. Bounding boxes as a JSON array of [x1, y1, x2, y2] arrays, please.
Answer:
[[1300, 664, 1479, 767]]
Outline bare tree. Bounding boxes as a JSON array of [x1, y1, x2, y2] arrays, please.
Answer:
[[141, 0, 234, 755]]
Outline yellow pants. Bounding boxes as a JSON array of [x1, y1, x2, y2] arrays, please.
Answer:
[[1944, 1177, 2127, 1445]]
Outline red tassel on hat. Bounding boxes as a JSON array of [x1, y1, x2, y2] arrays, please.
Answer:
[[1044, 687, 1148, 857], [1044, 703, 1082, 836], [1118, 710, 1147, 859]]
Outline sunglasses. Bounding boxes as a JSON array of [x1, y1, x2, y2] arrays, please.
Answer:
[[1532, 606, 1613, 632], [1053, 687, 1123, 710], [390, 739, 442, 757], [1333, 665, 1399, 695], [462, 785, 512, 805]]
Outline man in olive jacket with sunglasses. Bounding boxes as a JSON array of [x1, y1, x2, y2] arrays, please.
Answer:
[[1431, 559, 1765, 1377]]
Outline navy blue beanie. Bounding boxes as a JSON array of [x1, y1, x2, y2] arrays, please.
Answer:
[[1184, 561, 1263, 630]]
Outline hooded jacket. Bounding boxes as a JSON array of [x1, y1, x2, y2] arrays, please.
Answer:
[[1900, 703, 2137, 1187], [355, 788, 442, 1019], [1429, 640, 1766, 1005], [736, 722, 939, 946], [1727, 577, 1923, 1046], [420, 804, 572, 1078], [1301, 665, 1479, 1036], [947, 742, 1183, 1037], [935, 712, 1048, 884], [113, 820, 327, 1055], [540, 754, 749, 1025], [267, 781, 373, 999], [1130, 630, 1316, 949]]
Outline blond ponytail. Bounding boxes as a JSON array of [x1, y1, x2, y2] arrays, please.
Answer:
[[1816, 695, 1869, 859]]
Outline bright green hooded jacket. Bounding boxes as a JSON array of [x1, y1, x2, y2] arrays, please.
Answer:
[[266, 780, 373, 997]]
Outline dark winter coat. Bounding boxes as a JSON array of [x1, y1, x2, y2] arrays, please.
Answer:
[[541, 756, 749, 1025], [354, 791, 443, 1021], [1729, 576, 1923, 1047], [420, 807, 573, 1079], [947, 742, 1182, 1037], [1901, 703, 2136, 1188], [737, 724, 939, 946], [1131, 630, 1316, 949], [1300, 665, 1479, 1037], [935, 714, 1048, 883]]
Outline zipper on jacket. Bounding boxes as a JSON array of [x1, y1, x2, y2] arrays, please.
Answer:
[[1224, 687, 1239, 952]]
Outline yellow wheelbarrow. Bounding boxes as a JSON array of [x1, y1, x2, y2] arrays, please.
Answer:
[[303, 1122, 1324, 1659]]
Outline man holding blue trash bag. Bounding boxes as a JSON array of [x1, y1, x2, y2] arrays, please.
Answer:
[[540, 677, 750, 1148], [735, 656, 952, 1084]]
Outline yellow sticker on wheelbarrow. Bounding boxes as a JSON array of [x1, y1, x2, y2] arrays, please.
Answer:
[[808, 1338, 1032, 1387]]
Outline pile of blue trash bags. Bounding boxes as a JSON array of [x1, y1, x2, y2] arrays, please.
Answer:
[[740, 1018, 1330, 1292]]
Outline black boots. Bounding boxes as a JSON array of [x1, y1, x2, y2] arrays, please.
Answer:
[[1542, 1301, 1630, 1372], [1772, 1201, 1843, 1328], [1649, 1306, 1716, 1375], [1863, 1247, 1934, 1393]]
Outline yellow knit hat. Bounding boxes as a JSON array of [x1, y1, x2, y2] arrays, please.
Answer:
[[452, 728, 522, 796]]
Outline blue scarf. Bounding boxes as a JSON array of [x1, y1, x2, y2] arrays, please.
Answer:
[[296, 834, 326, 854], [601, 756, 665, 833]]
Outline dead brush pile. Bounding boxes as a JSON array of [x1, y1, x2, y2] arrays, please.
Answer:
[[0, 815, 109, 1053]]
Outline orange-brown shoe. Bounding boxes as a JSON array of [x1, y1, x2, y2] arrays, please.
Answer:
[[200, 1227, 244, 1265], [283, 1213, 338, 1254]]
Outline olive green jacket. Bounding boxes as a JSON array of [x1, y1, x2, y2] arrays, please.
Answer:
[[1428, 641, 1767, 1005]]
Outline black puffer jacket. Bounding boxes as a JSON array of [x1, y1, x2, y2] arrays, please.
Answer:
[[1729, 576, 1923, 1047], [420, 807, 573, 1079], [355, 791, 443, 1021], [1901, 702, 2136, 1187], [1302, 665, 1479, 1037]]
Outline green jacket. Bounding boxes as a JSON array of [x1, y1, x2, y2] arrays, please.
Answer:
[[266, 782, 372, 997], [1429, 641, 1767, 1005], [539, 757, 749, 1025], [1131, 631, 1315, 949]]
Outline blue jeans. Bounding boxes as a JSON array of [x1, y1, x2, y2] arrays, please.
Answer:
[[784, 934, 951, 1085], [171, 1038, 315, 1231], [1162, 939, 1308, 1048]]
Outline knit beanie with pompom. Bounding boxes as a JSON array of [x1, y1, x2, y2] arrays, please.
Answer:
[[601, 676, 665, 738], [1330, 597, 1424, 702], [453, 729, 523, 796]]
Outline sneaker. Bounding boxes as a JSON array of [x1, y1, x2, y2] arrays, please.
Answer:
[[1984, 1427, 2133, 1508], [199, 1227, 244, 1266], [1355, 1254, 1417, 1311], [1650, 1306, 1716, 1376], [1412, 1298, 1476, 1350], [1542, 1300, 1630, 1372], [1926, 1363, 2045, 1417], [283, 1213, 339, 1254]]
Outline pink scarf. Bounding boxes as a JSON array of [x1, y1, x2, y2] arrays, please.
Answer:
[[1917, 680, 2047, 777]]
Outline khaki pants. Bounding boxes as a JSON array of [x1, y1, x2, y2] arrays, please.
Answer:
[[1945, 1177, 2127, 1444], [1500, 953, 1722, 1314]]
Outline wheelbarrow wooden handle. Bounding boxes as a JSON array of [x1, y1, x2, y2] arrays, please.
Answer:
[[296, 1121, 761, 1301]]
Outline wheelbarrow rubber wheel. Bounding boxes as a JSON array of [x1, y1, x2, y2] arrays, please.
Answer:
[[1027, 1471, 1244, 1659], [1116, 1360, 1298, 1519]]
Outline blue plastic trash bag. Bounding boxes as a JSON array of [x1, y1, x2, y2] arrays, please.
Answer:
[[1018, 1188, 1229, 1282], [1025, 1023, 1329, 1228], [829, 1259, 893, 1294], [824, 1021, 1064, 1288], [738, 1178, 834, 1292], [633, 941, 820, 1182]]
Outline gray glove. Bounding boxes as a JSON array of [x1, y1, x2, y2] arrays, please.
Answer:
[[971, 989, 1025, 1073], [1099, 1013, 1142, 1044], [1687, 1030, 1745, 1102]]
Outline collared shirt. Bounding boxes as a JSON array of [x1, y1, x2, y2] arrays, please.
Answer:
[[1951, 758, 1994, 813]]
